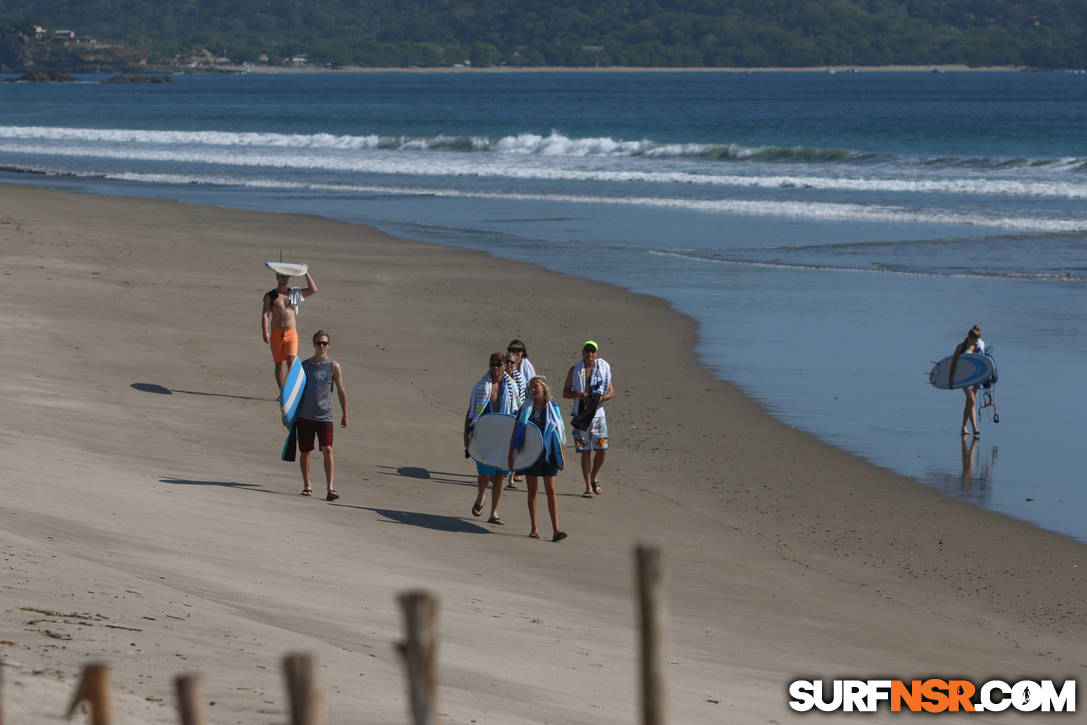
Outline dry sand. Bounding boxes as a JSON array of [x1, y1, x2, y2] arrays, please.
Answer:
[[0, 185, 1083, 724]]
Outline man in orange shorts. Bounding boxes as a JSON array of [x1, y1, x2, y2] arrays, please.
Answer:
[[261, 267, 317, 389]]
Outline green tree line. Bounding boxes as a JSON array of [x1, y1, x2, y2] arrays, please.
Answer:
[[3, 0, 1087, 69]]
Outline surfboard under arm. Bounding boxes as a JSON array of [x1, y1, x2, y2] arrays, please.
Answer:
[[467, 413, 545, 470], [929, 353, 995, 390]]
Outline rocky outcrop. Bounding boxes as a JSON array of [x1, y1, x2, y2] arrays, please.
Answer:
[[4, 69, 77, 82]]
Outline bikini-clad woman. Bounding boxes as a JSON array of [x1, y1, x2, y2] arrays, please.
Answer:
[[949, 324, 987, 436]]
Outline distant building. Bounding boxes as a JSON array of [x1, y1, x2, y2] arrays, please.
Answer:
[[53, 30, 76, 44]]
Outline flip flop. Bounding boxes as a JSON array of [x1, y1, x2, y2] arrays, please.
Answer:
[[472, 500, 484, 517], [300, 489, 312, 496], [487, 515, 504, 525], [581, 491, 594, 498], [552, 531, 568, 542], [528, 532, 541, 539], [591, 481, 602, 495], [326, 490, 340, 501]]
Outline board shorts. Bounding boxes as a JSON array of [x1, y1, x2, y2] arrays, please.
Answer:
[[297, 418, 334, 452], [269, 328, 298, 364], [573, 409, 608, 452], [476, 461, 505, 477]]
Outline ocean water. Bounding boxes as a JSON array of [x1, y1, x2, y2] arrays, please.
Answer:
[[2, 70, 1085, 541]]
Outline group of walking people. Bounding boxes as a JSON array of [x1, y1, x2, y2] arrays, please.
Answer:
[[464, 339, 615, 542], [260, 268, 988, 546], [261, 267, 619, 538]]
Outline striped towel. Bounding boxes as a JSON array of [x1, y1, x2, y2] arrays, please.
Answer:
[[570, 358, 611, 416]]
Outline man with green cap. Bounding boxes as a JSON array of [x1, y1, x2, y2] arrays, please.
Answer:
[[563, 340, 614, 498]]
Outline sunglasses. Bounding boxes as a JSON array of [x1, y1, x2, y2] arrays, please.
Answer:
[[314, 340, 330, 346], [489, 361, 503, 367]]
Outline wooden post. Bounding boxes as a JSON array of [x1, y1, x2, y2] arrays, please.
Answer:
[[636, 545, 667, 725], [397, 590, 438, 725], [174, 673, 205, 725], [65, 662, 113, 725], [282, 653, 324, 725]]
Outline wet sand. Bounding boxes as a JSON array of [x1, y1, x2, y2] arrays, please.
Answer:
[[0, 185, 1083, 723]]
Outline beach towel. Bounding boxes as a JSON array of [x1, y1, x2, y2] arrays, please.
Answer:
[[509, 365, 526, 404], [569, 358, 611, 417], [467, 372, 517, 427], [512, 400, 566, 470]]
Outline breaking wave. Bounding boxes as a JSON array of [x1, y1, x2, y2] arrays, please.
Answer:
[[3, 125, 1087, 171]]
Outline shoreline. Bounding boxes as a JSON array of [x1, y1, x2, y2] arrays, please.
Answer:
[[1, 184, 1084, 722], [217, 63, 1027, 74], [5, 172, 1077, 544]]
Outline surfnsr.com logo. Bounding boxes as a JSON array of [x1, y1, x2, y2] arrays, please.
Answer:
[[788, 679, 1076, 713]]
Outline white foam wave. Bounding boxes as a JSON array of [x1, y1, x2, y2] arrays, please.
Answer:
[[0, 125, 651, 155], [0, 125, 386, 149], [649, 250, 1087, 282], [5, 135, 1087, 201], [492, 131, 646, 156], [54, 169, 1087, 233], [3, 124, 1087, 174]]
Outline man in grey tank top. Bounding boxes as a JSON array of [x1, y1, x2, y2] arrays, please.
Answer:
[[295, 329, 349, 500]]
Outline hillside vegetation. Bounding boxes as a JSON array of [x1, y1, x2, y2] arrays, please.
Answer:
[[3, 0, 1086, 70]]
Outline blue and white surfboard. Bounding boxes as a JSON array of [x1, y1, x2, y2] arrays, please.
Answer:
[[280, 357, 307, 425], [929, 353, 996, 390]]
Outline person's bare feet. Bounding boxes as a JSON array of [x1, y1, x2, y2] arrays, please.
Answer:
[[528, 530, 540, 539]]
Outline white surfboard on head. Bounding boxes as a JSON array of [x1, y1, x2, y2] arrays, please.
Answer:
[[929, 353, 995, 390], [468, 413, 545, 470], [266, 261, 309, 277]]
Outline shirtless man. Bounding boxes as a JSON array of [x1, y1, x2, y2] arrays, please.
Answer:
[[464, 352, 517, 525], [261, 268, 317, 390]]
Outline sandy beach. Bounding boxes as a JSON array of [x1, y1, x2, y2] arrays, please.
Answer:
[[0, 185, 1083, 723]]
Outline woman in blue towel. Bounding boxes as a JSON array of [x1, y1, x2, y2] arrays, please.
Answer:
[[508, 376, 568, 542]]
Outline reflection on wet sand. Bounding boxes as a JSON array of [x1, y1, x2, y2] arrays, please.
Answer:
[[959, 435, 998, 496]]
